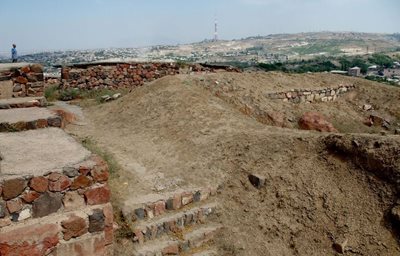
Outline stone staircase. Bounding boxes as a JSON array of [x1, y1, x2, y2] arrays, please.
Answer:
[[0, 96, 63, 132], [120, 187, 223, 256]]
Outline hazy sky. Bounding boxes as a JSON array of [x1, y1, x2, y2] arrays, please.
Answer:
[[0, 0, 399, 53]]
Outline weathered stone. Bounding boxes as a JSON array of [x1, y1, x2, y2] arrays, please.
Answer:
[[29, 176, 49, 193], [22, 190, 41, 203], [18, 208, 31, 221], [193, 191, 201, 202], [248, 174, 266, 189], [89, 209, 105, 233], [63, 191, 86, 211], [52, 234, 105, 256], [84, 185, 111, 205], [103, 203, 114, 227], [104, 226, 114, 246], [363, 104, 373, 111], [2, 178, 27, 200], [0, 223, 60, 256], [162, 243, 179, 255], [333, 239, 348, 254], [153, 200, 166, 216], [71, 175, 93, 190], [30, 64, 43, 73], [63, 166, 79, 177], [0, 200, 7, 218], [13, 84, 22, 92], [181, 192, 193, 206], [91, 161, 109, 183], [47, 116, 63, 127], [134, 208, 146, 220], [48, 173, 71, 192], [166, 194, 182, 210], [62, 215, 88, 241], [298, 112, 338, 133], [32, 192, 63, 218], [15, 76, 28, 84], [6, 198, 23, 213], [0, 218, 12, 228]]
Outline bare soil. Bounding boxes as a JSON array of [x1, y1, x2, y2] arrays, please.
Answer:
[[67, 71, 400, 255]]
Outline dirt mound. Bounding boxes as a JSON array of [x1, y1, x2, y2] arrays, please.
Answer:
[[67, 71, 400, 255]]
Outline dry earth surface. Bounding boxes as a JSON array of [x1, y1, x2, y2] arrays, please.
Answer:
[[66, 71, 400, 255]]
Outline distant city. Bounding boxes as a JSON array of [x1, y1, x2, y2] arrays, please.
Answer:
[[1, 32, 399, 76]]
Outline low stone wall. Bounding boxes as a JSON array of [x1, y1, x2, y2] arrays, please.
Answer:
[[61, 62, 240, 90], [265, 84, 355, 103], [0, 64, 45, 98], [0, 154, 114, 255]]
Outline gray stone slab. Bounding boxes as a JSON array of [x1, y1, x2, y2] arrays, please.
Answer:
[[0, 128, 90, 177], [0, 63, 33, 72], [0, 107, 55, 123], [0, 97, 47, 108]]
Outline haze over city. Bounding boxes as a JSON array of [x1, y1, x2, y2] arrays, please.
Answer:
[[0, 0, 399, 54]]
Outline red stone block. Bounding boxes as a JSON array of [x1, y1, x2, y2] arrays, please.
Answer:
[[20, 66, 31, 73], [91, 157, 109, 182], [162, 244, 179, 255], [48, 173, 72, 192], [61, 215, 88, 241], [71, 175, 93, 190], [15, 76, 28, 84], [0, 223, 60, 256], [103, 203, 114, 227], [6, 198, 23, 213], [84, 185, 111, 205], [36, 119, 48, 128], [29, 176, 49, 193], [153, 200, 166, 216], [22, 190, 41, 203], [104, 226, 114, 245], [133, 228, 144, 244]]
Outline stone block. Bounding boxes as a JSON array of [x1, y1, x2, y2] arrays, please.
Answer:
[[29, 176, 49, 193], [84, 185, 111, 205], [181, 192, 193, 206], [89, 209, 105, 233], [22, 190, 41, 203], [0, 200, 7, 218], [2, 178, 27, 200], [162, 244, 179, 255], [48, 173, 72, 192], [32, 192, 63, 218], [6, 198, 23, 214], [0, 223, 60, 256], [153, 200, 166, 216], [166, 194, 182, 210], [63, 191, 86, 211], [62, 215, 88, 241], [248, 174, 266, 189], [71, 175, 93, 190], [52, 234, 105, 256]]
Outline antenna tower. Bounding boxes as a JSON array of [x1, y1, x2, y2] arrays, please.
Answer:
[[214, 18, 218, 41]]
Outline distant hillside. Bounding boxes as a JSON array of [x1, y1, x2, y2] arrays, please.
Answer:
[[1, 31, 399, 68]]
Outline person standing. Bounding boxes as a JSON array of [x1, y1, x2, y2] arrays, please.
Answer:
[[11, 44, 18, 63]]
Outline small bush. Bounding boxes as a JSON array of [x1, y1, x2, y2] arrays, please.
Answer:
[[59, 88, 81, 101], [44, 85, 59, 101]]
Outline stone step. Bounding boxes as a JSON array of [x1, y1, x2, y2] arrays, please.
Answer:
[[133, 224, 223, 256], [122, 187, 219, 223], [131, 202, 218, 244], [0, 107, 63, 132], [0, 96, 47, 109]]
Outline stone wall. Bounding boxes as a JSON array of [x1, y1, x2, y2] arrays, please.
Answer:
[[265, 84, 355, 103], [0, 64, 45, 98], [0, 154, 113, 255], [61, 62, 240, 90]]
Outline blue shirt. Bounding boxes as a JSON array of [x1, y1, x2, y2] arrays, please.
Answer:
[[11, 48, 17, 60]]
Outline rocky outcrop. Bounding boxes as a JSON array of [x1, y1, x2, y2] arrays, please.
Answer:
[[298, 112, 338, 132]]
